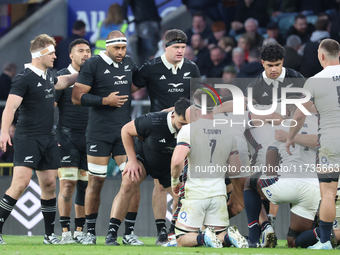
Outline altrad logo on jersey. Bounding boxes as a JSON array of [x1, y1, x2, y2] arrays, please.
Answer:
[[168, 83, 184, 92], [113, 75, 128, 85]]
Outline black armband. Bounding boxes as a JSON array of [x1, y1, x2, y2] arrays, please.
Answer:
[[80, 93, 103, 106]]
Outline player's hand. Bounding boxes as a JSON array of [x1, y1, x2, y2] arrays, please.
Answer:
[[275, 129, 288, 142], [172, 183, 181, 197], [231, 21, 243, 31], [122, 160, 142, 182], [0, 132, 12, 152], [103, 92, 129, 107], [285, 138, 295, 156]]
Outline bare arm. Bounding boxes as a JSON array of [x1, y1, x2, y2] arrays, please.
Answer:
[[0, 95, 22, 151], [285, 101, 313, 155], [121, 120, 143, 182], [71, 82, 129, 107], [55, 73, 78, 90], [275, 130, 318, 149], [131, 84, 142, 94], [266, 149, 280, 176], [171, 145, 190, 196]]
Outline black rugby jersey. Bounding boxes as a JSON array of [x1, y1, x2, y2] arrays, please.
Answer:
[[133, 55, 200, 112], [55, 65, 88, 132], [9, 64, 58, 136], [76, 52, 138, 141], [246, 67, 306, 105], [134, 111, 177, 171]]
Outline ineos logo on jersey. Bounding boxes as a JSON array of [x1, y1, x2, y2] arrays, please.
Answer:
[[168, 83, 184, 92]]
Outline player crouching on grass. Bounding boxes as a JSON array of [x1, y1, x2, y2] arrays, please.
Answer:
[[171, 88, 248, 248]]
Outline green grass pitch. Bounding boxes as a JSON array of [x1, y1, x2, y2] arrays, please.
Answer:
[[0, 236, 339, 255]]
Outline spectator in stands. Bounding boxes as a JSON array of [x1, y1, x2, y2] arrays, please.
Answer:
[[184, 45, 195, 61], [209, 21, 227, 46], [232, 47, 246, 73], [122, 0, 161, 67], [283, 35, 302, 71], [181, 0, 223, 23], [300, 19, 331, 78], [244, 18, 264, 49], [237, 34, 252, 62], [218, 36, 235, 53], [231, 0, 270, 36], [185, 11, 214, 46], [285, 14, 314, 44], [266, 21, 285, 45], [55, 20, 86, 70], [191, 33, 211, 76], [90, 4, 127, 55], [0, 63, 17, 119], [262, 37, 278, 45], [297, 0, 337, 16], [207, 46, 231, 78], [267, 0, 298, 20], [235, 49, 263, 93], [222, 65, 237, 84]]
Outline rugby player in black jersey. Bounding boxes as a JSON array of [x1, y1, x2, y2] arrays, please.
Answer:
[[55, 38, 91, 244], [104, 98, 190, 246], [72, 31, 142, 245], [133, 29, 200, 244], [0, 34, 78, 245], [246, 42, 306, 105]]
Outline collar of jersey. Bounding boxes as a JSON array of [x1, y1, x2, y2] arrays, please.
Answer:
[[24, 63, 47, 80], [99, 51, 119, 68], [161, 54, 184, 74], [262, 67, 285, 86], [67, 64, 78, 74], [167, 111, 176, 134]]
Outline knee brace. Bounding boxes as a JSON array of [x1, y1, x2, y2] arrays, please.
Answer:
[[58, 167, 78, 181]]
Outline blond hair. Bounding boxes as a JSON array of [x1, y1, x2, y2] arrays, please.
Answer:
[[30, 34, 56, 53]]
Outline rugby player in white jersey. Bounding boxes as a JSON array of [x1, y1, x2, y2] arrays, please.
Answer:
[[171, 89, 248, 248], [286, 39, 340, 249]]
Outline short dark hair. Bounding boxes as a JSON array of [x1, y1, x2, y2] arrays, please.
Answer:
[[69, 38, 90, 53], [174, 98, 190, 120], [260, 42, 285, 61], [319, 39, 340, 58], [315, 19, 329, 31], [73, 20, 86, 31], [193, 11, 206, 21], [294, 14, 306, 22], [164, 29, 187, 45]]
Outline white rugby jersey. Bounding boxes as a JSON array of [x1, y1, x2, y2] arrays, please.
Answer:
[[267, 114, 319, 186], [177, 118, 239, 199], [304, 65, 340, 137]]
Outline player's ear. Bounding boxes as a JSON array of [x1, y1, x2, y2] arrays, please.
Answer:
[[69, 52, 73, 61]]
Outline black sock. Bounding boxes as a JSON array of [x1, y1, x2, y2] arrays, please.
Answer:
[[261, 221, 271, 231], [124, 212, 137, 235], [0, 194, 17, 233], [41, 198, 57, 236], [244, 190, 261, 244], [169, 219, 176, 234], [74, 217, 85, 232], [86, 213, 98, 235], [60, 216, 71, 231], [155, 219, 166, 234], [196, 233, 204, 245], [224, 233, 232, 247], [319, 220, 333, 243], [108, 218, 121, 237], [295, 227, 320, 248]]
